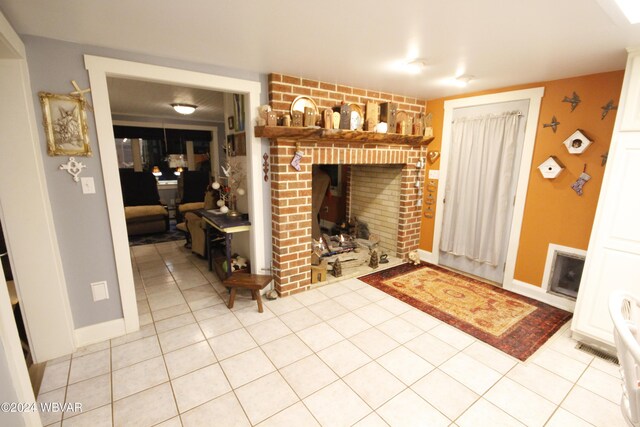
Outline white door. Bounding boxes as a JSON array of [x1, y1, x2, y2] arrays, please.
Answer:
[[439, 99, 530, 284]]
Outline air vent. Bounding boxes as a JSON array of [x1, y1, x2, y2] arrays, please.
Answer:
[[575, 342, 619, 364]]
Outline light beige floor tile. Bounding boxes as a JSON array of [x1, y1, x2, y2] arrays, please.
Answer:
[[110, 323, 156, 347], [279, 307, 323, 332], [577, 365, 622, 404], [405, 332, 459, 367], [147, 289, 186, 311], [68, 349, 110, 384], [399, 309, 442, 331], [112, 356, 168, 401], [157, 323, 205, 353], [143, 282, 180, 296], [257, 401, 320, 427], [112, 335, 162, 371], [561, 385, 627, 427], [280, 354, 338, 398], [138, 312, 153, 326], [235, 372, 299, 425], [484, 377, 556, 427], [260, 333, 314, 369], [375, 296, 412, 315], [39, 359, 70, 394], [304, 380, 371, 427], [341, 278, 368, 291], [37, 387, 66, 425], [171, 363, 232, 413], [506, 362, 574, 404], [333, 291, 372, 311], [263, 295, 304, 316], [63, 373, 111, 417], [344, 361, 406, 409], [316, 282, 351, 298], [326, 311, 372, 338], [296, 322, 344, 352], [188, 295, 225, 311], [353, 412, 390, 427], [532, 348, 588, 382], [439, 352, 501, 395], [246, 317, 292, 345], [199, 312, 242, 338], [350, 327, 399, 359], [353, 303, 395, 326], [292, 288, 329, 306], [164, 340, 217, 379], [192, 303, 232, 322], [62, 404, 111, 427], [317, 339, 371, 377], [181, 391, 250, 427], [589, 356, 620, 377], [234, 305, 276, 326], [462, 341, 517, 374], [457, 398, 525, 427], [549, 334, 595, 365], [219, 347, 276, 388], [377, 346, 434, 385], [45, 354, 71, 367], [378, 388, 450, 427], [182, 284, 219, 303], [307, 298, 349, 321], [377, 317, 424, 344], [154, 312, 196, 334], [545, 408, 594, 427], [356, 286, 388, 302], [412, 369, 478, 420], [113, 383, 178, 427], [72, 341, 110, 359], [429, 323, 475, 350], [154, 416, 183, 427], [209, 328, 257, 361]]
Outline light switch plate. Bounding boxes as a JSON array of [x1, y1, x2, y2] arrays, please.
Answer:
[[91, 281, 109, 301], [428, 170, 440, 180], [81, 177, 95, 194]]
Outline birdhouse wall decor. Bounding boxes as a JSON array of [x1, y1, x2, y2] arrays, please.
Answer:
[[538, 156, 565, 179], [562, 129, 592, 155]]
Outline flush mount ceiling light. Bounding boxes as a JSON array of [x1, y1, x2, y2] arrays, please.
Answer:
[[405, 58, 427, 74], [614, 0, 640, 23], [170, 103, 197, 115], [455, 74, 474, 87]]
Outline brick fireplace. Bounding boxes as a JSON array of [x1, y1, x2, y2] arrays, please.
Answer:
[[269, 138, 427, 296]]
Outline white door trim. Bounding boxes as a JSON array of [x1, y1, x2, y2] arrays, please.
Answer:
[[85, 56, 263, 333], [432, 87, 544, 289]]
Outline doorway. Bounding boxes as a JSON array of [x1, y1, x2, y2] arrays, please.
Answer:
[[439, 99, 529, 284], [432, 88, 544, 290]]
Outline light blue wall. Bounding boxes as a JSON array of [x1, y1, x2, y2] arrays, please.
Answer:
[[23, 35, 266, 328]]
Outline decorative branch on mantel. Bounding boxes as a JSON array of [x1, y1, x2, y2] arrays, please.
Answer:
[[254, 126, 434, 146]]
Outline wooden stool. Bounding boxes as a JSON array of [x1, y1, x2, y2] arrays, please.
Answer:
[[224, 273, 273, 313]]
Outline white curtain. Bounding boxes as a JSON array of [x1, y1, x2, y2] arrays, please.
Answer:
[[440, 111, 520, 266]]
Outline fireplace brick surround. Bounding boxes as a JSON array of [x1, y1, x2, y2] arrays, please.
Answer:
[[270, 140, 427, 296]]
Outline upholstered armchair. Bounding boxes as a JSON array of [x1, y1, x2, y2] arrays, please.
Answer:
[[119, 169, 168, 236], [176, 171, 209, 222]]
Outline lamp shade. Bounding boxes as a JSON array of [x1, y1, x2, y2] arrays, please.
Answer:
[[171, 103, 197, 115]]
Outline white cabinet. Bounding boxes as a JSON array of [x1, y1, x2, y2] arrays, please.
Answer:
[[572, 48, 640, 350]]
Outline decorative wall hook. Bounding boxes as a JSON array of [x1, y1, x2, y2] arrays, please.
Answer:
[[262, 153, 270, 181], [59, 157, 86, 182]]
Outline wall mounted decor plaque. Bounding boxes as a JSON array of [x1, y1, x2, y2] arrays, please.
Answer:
[[39, 92, 92, 156]]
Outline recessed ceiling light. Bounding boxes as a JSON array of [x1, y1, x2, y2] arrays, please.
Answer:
[[455, 74, 474, 87], [171, 103, 197, 115], [614, 0, 640, 23]]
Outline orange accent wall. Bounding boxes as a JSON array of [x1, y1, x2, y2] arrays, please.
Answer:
[[419, 70, 624, 286]]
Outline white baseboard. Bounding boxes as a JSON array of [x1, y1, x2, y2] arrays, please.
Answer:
[[509, 280, 576, 312], [417, 249, 435, 264], [74, 318, 127, 348]]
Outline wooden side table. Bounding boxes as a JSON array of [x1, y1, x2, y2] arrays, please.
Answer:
[[224, 273, 273, 313]]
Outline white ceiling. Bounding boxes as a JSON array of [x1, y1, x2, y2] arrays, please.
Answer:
[[2, 0, 640, 100]]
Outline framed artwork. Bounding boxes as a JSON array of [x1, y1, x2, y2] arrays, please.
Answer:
[[39, 92, 92, 156]]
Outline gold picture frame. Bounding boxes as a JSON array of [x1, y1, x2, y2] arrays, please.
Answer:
[[39, 92, 92, 156]]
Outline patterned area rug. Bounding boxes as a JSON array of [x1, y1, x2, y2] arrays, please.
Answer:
[[359, 262, 572, 361], [128, 221, 186, 247]]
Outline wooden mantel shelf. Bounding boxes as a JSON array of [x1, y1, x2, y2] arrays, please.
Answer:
[[254, 126, 433, 146]]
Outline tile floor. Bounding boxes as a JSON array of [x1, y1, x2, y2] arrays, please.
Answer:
[[36, 240, 626, 427]]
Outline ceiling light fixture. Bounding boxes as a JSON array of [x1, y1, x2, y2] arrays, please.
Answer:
[[170, 103, 197, 115], [613, 0, 640, 23], [455, 74, 474, 87]]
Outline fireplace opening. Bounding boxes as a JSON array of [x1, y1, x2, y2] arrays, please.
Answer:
[[542, 244, 586, 300]]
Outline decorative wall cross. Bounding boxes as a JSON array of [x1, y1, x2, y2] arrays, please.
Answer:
[[59, 157, 86, 182]]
